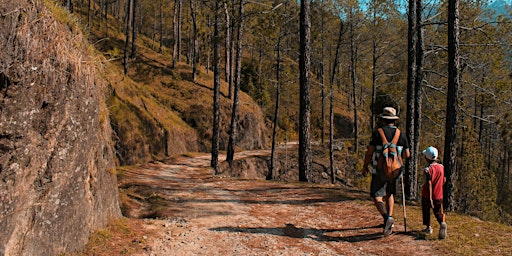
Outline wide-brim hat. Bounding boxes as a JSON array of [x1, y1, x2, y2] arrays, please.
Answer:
[[379, 107, 399, 120]]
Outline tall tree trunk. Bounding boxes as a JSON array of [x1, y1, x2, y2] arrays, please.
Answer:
[[329, 81, 335, 184], [405, 0, 417, 200], [473, 80, 479, 130], [63, 0, 73, 13], [114, 0, 120, 19], [123, 0, 133, 74], [371, 39, 377, 131], [130, 0, 138, 58], [444, 0, 460, 211], [299, 0, 312, 182], [98, 0, 104, 31], [478, 103, 484, 147], [227, 0, 245, 166], [411, 0, 425, 200], [270, 34, 282, 180], [104, 0, 109, 37], [320, 0, 326, 146], [177, 0, 182, 62], [87, 0, 91, 32], [172, 0, 182, 68], [206, 15, 212, 73], [321, 66, 325, 145], [211, 1, 221, 173], [159, 0, 164, 53], [229, 2, 236, 96], [369, 1, 379, 131], [498, 142, 507, 203], [153, 5, 157, 50], [506, 143, 510, 196], [349, 16, 359, 153], [187, 29, 192, 65], [486, 126, 491, 169], [225, 1, 232, 99], [330, 20, 344, 184], [457, 65, 466, 205], [190, 0, 198, 81]]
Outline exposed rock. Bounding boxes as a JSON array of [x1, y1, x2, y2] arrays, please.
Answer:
[[218, 156, 270, 180], [184, 101, 268, 153], [216, 145, 354, 186], [0, 1, 120, 255]]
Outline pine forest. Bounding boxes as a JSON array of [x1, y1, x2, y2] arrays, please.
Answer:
[[66, 0, 511, 223]]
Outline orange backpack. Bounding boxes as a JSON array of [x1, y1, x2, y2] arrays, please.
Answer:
[[377, 128, 403, 179]]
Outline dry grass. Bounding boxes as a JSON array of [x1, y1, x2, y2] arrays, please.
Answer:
[[43, 0, 80, 32], [391, 201, 512, 255], [70, 218, 152, 256]]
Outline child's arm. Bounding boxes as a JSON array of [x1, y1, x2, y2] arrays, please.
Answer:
[[443, 165, 446, 184], [402, 148, 411, 159], [429, 180, 434, 209]]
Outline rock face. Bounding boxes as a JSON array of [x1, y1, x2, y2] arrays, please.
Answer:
[[0, 1, 121, 255]]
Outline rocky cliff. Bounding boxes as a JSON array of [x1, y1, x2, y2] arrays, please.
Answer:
[[0, 1, 121, 255]]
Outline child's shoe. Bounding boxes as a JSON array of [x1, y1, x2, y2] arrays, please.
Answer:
[[439, 222, 447, 239], [421, 226, 433, 234]]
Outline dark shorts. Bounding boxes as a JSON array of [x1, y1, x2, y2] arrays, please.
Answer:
[[370, 174, 397, 198]]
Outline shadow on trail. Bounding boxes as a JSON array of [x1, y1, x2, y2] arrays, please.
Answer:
[[186, 187, 370, 208], [210, 223, 385, 243], [118, 163, 377, 220], [399, 230, 427, 240]]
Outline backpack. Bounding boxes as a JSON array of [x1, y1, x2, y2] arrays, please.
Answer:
[[376, 128, 403, 179]]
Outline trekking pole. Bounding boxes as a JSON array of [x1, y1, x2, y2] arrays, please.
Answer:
[[401, 174, 407, 232]]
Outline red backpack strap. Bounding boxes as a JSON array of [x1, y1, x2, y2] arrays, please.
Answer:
[[391, 129, 400, 144], [377, 128, 388, 144]]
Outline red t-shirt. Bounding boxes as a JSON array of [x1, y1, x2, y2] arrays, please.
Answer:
[[422, 163, 445, 199]]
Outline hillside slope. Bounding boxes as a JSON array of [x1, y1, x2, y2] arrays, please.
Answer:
[[77, 8, 269, 165], [74, 1, 366, 166]]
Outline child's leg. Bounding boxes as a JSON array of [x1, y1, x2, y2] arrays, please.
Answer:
[[421, 197, 431, 227], [433, 199, 447, 239], [433, 199, 445, 224]]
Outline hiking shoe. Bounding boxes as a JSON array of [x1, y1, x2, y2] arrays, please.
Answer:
[[383, 217, 394, 236], [439, 222, 447, 239], [421, 226, 433, 235], [377, 223, 394, 228]]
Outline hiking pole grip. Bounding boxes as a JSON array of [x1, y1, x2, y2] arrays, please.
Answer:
[[401, 174, 407, 232]]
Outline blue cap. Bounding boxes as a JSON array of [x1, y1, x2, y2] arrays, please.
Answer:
[[422, 146, 438, 160]]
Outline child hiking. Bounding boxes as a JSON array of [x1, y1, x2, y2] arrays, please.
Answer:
[[362, 107, 411, 236], [421, 146, 447, 239]]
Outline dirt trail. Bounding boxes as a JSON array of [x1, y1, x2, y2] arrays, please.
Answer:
[[119, 152, 443, 256]]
